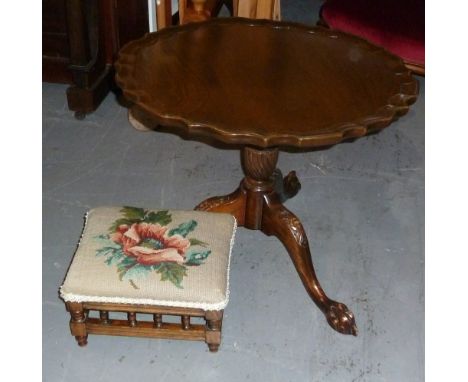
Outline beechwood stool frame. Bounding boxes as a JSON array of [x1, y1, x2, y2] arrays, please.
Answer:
[[66, 301, 223, 352]]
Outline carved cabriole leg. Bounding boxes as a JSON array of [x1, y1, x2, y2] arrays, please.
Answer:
[[195, 186, 247, 225], [205, 310, 223, 352], [261, 194, 357, 336], [67, 302, 88, 347], [272, 169, 302, 202]]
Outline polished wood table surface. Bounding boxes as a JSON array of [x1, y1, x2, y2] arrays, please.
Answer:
[[115, 18, 418, 336]]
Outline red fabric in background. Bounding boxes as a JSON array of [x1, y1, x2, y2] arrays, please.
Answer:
[[321, 0, 424, 65]]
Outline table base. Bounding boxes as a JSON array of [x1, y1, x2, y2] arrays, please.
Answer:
[[195, 146, 357, 336]]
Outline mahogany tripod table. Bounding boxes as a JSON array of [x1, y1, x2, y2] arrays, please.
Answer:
[[115, 18, 418, 335]]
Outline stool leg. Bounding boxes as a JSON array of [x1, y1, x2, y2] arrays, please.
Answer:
[[67, 302, 88, 347], [205, 310, 223, 352]]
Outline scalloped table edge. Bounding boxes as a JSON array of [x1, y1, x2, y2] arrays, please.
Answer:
[[115, 18, 419, 149]]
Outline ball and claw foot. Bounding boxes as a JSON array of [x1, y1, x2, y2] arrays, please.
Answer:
[[325, 301, 358, 336]]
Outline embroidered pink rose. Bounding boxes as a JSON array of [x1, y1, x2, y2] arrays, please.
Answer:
[[110, 222, 190, 265]]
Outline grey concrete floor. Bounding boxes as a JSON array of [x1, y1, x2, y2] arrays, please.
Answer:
[[43, 2, 424, 381]]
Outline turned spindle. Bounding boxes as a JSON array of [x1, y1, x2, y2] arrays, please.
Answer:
[[127, 312, 137, 327], [181, 315, 191, 330], [99, 310, 110, 324], [153, 314, 163, 328]]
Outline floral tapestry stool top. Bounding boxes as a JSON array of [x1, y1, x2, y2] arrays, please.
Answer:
[[60, 206, 237, 352]]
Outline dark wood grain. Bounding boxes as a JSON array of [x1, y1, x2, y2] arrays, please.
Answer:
[[115, 18, 418, 149], [43, 0, 73, 83], [114, 0, 149, 48], [64, 0, 115, 119]]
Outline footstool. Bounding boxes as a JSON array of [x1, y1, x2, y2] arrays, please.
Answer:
[[60, 206, 237, 352]]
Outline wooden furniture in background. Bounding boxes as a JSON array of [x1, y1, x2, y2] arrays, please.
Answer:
[[233, 0, 280, 20], [180, 0, 224, 24], [155, 0, 281, 29], [43, 0, 74, 84], [43, 0, 149, 119], [155, 0, 228, 28], [115, 18, 418, 335]]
